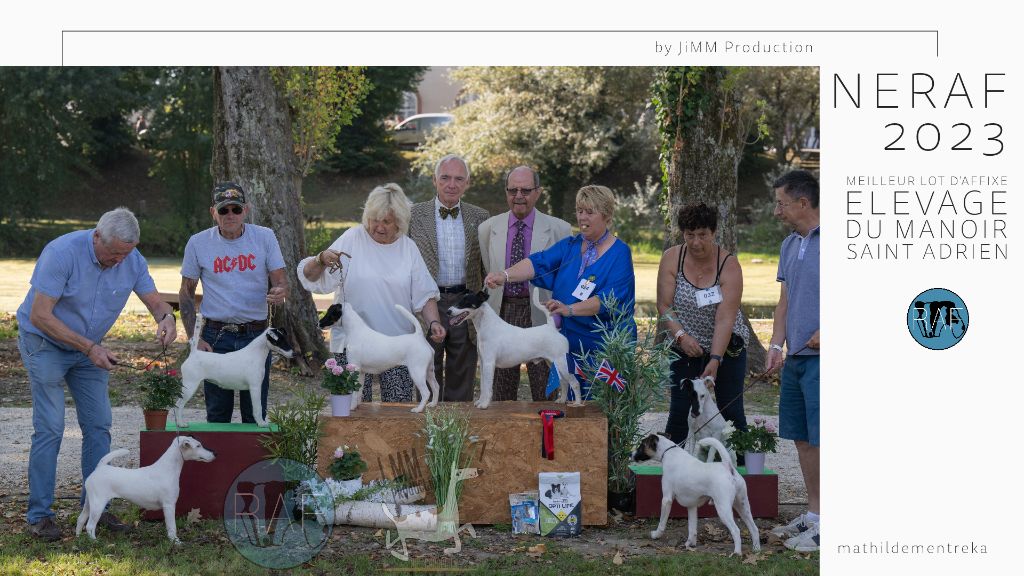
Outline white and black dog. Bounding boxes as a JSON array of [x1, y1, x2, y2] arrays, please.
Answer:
[[681, 376, 736, 465], [446, 288, 580, 408], [318, 302, 440, 413], [175, 317, 294, 428], [76, 436, 216, 544], [632, 433, 760, 556]]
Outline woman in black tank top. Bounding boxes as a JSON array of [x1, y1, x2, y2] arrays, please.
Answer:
[[656, 203, 750, 450]]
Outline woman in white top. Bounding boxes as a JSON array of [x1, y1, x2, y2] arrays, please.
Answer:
[[298, 183, 446, 402]]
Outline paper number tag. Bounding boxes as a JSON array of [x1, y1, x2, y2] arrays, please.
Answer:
[[694, 284, 723, 308], [572, 278, 596, 301]]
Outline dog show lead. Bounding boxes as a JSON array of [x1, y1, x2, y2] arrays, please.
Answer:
[[484, 184, 636, 401], [17, 207, 177, 541]]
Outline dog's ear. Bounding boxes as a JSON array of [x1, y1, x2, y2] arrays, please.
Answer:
[[477, 290, 489, 302], [319, 304, 343, 329]]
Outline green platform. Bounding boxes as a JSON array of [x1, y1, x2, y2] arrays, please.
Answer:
[[153, 422, 279, 433]]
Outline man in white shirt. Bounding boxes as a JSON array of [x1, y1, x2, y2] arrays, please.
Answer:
[[478, 166, 571, 400], [409, 155, 489, 401]]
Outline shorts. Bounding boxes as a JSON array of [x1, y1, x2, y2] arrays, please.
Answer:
[[779, 355, 819, 446]]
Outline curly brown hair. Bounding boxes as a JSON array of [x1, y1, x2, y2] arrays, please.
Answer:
[[676, 203, 718, 233]]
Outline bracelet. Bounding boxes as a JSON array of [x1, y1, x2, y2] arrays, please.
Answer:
[[673, 328, 686, 340], [769, 343, 784, 353], [85, 343, 96, 356], [709, 354, 723, 363], [316, 251, 326, 266], [159, 312, 174, 323], [503, 270, 510, 284], [429, 320, 441, 329], [567, 304, 574, 317]]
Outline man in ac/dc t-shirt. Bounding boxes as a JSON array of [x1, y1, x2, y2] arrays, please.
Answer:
[[179, 182, 288, 424]]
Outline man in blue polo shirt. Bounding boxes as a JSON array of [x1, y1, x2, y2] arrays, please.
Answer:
[[765, 170, 821, 552], [17, 207, 178, 541]]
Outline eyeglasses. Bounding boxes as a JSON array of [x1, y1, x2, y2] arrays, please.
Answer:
[[506, 187, 537, 197], [775, 199, 801, 209], [218, 205, 243, 215]]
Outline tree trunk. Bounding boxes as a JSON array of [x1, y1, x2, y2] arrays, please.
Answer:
[[212, 67, 326, 375], [659, 67, 767, 372]]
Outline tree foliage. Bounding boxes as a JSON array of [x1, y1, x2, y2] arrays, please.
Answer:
[[0, 67, 148, 224], [742, 67, 819, 164], [271, 66, 371, 177], [320, 66, 427, 174], [417, 66, 654, 217]]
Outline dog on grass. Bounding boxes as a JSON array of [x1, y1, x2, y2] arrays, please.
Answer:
[[76, 436, 215, 544], [446, 288, 580, 408], [318, 302, 439, 413], [632, 433, 759, 556]]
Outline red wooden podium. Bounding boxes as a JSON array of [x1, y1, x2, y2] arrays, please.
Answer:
[[631, 463, 779, 519], [139, 422, 276, 520]]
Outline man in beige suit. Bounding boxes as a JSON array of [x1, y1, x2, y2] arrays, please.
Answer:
[[409, 155, 490, 401], [478, 166, 572, 401]]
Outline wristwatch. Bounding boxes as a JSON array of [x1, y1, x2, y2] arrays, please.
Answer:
[[769, 343, 784, 353], [709, 354, 723, 363]]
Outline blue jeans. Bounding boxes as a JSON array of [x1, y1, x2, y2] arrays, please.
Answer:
[[665, 347, 748, 445], [201, 324, 270, 423], [19, 332, 112, 523]]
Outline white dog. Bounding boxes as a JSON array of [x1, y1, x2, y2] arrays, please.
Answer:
[[318, 302, 439, 413], [681, 376, 736, 464], [175, 318, 294, 428], [446, 288, 580, 409], [76, 436, 216, 544], [632, 433, 759, 556]]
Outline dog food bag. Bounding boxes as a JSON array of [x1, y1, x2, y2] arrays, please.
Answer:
[[509, 491, 540, 534], [538, 472, 581, 537]]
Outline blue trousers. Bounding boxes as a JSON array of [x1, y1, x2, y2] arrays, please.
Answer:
[[665, 348, 748, 444], [19, 332, 112, 523], [201, 324, 270, 423]]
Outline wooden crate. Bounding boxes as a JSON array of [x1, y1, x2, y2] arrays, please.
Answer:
[[319, 402, 608, 525]]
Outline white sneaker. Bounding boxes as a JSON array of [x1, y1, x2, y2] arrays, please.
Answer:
[[771, 513, 811, 538], [784, 522, 819, 552]]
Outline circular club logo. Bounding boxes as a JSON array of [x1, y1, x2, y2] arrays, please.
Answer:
[[223, 458, 333, 569], [907, 288, 969, 350]]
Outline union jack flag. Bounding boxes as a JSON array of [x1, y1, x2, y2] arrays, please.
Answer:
[[594, 359, 626, 392], [574, 360, 589, 383]]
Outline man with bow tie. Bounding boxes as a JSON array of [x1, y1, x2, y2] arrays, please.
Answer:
[[409, 155, 489, 401]]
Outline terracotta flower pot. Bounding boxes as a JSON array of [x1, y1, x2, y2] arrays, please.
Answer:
[[143, 409, 168, 430]]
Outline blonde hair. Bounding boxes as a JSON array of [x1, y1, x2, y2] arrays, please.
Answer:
[[575, 185, 616, 221], [361, 183, 411, 236]]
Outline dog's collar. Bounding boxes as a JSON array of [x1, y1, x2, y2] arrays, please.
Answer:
[[659, 444, 681, 459]]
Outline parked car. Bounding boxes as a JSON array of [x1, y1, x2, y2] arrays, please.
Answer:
[[392, 113, 453, 148]]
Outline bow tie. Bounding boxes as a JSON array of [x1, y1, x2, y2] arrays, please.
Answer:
[[439, 205, 460, 219]]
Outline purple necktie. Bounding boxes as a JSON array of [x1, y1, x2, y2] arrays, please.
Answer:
[[508, 220, 527, 297]]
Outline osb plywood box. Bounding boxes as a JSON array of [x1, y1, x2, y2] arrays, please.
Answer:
[[319, 402, 607, 525]]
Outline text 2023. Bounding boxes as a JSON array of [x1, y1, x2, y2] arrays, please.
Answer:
[[884, 123, 1003, 156]]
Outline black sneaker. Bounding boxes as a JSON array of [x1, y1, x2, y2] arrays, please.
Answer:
[[28, 516, 62, 541], [98, 512, 131, 533]]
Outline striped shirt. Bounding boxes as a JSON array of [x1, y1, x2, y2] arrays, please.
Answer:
[[434, 196, 466, 287]]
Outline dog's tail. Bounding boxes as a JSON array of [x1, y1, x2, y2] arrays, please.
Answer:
[[697, 438, 739, 476], [531, 287, 556, 328], [394, 305, 424, 336], [97, 449, 130, 468]]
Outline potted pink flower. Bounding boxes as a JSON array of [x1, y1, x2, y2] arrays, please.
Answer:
[[725, 416, 779, 474], [321, 358, 362, 416]]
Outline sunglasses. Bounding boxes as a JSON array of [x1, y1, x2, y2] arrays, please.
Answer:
[[218, 205, 243, 215], [506, 187, 537, 197]]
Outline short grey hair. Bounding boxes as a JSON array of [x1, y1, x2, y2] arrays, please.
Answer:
[[434, 154, 471, 180], [95, 207, 140, 244], [361, 183, 412, 236]]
